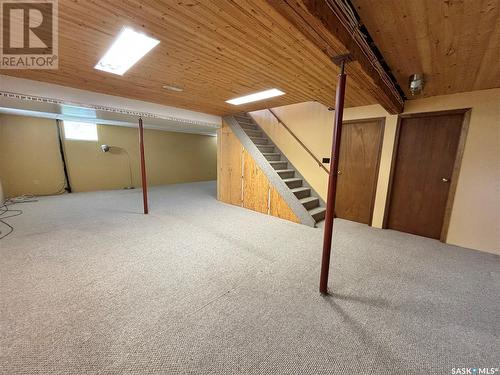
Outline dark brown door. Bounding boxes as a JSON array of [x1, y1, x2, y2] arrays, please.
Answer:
[[335, 119, 383, 225], [387, 113, 463, 239]]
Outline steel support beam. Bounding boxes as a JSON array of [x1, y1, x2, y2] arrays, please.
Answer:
[[319, 59, 348, 294], [138, 117, 149, 214]]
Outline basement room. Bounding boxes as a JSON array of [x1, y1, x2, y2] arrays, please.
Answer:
[[0, 1, 499, 374]]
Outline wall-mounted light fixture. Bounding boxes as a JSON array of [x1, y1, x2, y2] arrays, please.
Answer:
[[100, 144, 134, 189], [408, 74, 424, 96]]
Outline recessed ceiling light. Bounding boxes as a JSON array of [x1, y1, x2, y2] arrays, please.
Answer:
[[226, 89, 285, 105], [95, 27, 160, 76], [162, 85, 184, 92]]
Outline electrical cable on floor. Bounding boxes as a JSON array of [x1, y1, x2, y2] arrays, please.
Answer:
[[0, 196, 39, 240], [0, 188, 66, 239], [0, 219, 14, 239], [0, 204, 22, 239]]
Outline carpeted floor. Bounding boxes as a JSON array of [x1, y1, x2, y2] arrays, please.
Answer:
[[1, 181, 498, 375]]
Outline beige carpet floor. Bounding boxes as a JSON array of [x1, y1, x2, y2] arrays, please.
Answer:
[[1, 181, 499, 374]]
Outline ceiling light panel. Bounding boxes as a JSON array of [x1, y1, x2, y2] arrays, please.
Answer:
[[163, 85, 184, 92], [226, 89, 285, 105], [95, 27, 160, 76]]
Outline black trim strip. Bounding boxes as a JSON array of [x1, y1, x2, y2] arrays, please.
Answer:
[[56, 120, 72, 193]]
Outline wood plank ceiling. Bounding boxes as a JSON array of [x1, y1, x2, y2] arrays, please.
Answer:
[[352, 0, 500, 98], [268, 0, 404, 114], [0, 0, 389, 116]]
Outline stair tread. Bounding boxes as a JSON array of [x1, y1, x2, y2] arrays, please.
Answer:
[[300, 196, 319, 204], [283, 177, 302, 182], [275, 169, 294, 173], [291, 187, 310, 192], [308, 206, 326, 214], [262, 153, 281, 156], [269, 160, 286, 164]]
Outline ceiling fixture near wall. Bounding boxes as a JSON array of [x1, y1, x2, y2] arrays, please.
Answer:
[[95, 27, 160, 76], [162, 85, 184, 92], [408, 74, 425, 96], [226, 89, 285, 105]]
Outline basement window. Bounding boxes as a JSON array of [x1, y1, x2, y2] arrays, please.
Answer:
[[64, 121, 98, 141]]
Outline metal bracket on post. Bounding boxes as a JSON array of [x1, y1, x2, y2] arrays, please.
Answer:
[[331, 53, 352, 67], [319, 53, 352, 294]]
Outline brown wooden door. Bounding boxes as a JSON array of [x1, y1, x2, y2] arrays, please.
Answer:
[[387, 113, 463, 239], [335, 120, 383, 224]]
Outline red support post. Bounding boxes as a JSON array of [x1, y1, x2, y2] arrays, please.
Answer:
[[319, 59, 348, 294], [138, 117, 149, 214]]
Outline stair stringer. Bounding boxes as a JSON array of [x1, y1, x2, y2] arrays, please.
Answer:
[[224, 116, 316, 227]]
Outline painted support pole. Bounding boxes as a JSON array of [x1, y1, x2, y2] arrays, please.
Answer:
[[319, 59, 348, 294], [138, 117, 149, 214]]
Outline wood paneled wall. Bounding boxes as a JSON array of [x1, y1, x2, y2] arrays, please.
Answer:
[[216, 121, 242, 206], [217, 122, 299, 224], [242, 149, 270, 214]]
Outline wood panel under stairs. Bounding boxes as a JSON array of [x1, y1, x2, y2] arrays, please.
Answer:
[[233, 113, 326, 224]]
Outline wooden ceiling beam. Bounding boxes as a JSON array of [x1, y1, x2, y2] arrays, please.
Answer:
[[269, 0, 404, 114]]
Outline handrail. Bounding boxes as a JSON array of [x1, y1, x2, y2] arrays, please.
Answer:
[[267, 109, 329, 174]]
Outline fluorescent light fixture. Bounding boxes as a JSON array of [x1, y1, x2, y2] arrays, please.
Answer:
[[226, 89, 285, 105], [95, 27, 160, 75], [162, 85, 184, 92]]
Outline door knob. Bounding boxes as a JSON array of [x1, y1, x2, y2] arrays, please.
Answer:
[[338, 171, 342, 175], [441, 177, 449, 183]]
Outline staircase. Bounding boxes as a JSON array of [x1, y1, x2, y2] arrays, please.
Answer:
[[233, 113, 326, 225]]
